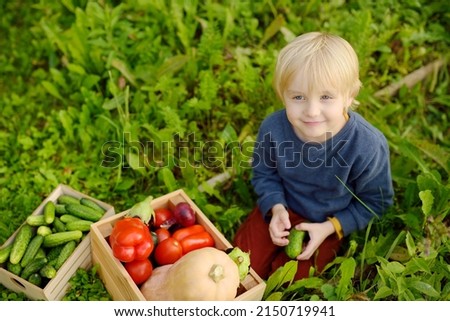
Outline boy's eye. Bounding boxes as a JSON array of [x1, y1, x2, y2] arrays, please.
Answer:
[[293, 95, 305, 100], [321, 95, 332, 100]]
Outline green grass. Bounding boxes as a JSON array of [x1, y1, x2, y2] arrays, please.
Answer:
[[0, 0, 449, 301]]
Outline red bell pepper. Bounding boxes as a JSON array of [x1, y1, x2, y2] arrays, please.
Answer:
[[109, 217, 154, 262], [172, 224, 215, 254]]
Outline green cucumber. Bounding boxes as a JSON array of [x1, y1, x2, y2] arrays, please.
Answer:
[[40, 264, 57, 279], [59, 214, 82, 223], [43, 231, 82, 247], [52, 217, 66, 232], [66, 203, 103, 222], [46, 245, 64, 261], [37, 225, 53, 237], [43, 200, 56, 224], [28, 273, 42, 287], [80, 198, 105, 214], [0, 244, 13, 264], [55, 204, 67, 214], [7, 261, 22, 275], [34, 247, 47, 260], [285, 228, 306, 259], [54, 240, 77, 270], [20, 234, 44, 268], [65, 220, 93, 232], [57, 195, 80, 205], [26, 215, 48, 227], [9, 224, 34, 265], [21, 257, 48, 279]]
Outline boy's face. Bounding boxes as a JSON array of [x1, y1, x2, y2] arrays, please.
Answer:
[[283, 71, 353, 143]]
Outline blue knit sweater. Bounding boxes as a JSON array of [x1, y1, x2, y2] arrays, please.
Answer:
[[251, 109, 394, 236]]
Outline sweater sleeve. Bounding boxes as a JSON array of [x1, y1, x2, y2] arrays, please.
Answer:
[[334, 137, 394, 236], [251, 128, 287, 220]]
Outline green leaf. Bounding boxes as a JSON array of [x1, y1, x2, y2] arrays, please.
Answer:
[[66, 63, 86, 75], [115, 177, 135, 191], [374, 285, 393, 300], [220, 123, 238, 143], [336, 257, 356, 299], [124, 152, 145, 174], [265, 292, 283, 301], [386, 261, 405, 274], [260, 14, 285, 46], [413, 139, 450, 174], [321, 283, 336, 300], [158, 167, 179, 192], [102, 93, 125, 110], [41, 80, 64, 101], [285, 277, 324, 293], [417, 172, 439, 191], [419, 189, 434, 216], [111, 58, 137, 87], [263, 260, 297, 299], [397, 141, 429, 173], [410, 280, 440, 298], [410, 257, 432, 274], [405, 231, 416, 257], [18, 135, 34, 150], [157, 55, 190, 78]]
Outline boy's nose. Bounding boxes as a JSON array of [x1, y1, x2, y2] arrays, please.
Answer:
[[304, 101, 321, 117]]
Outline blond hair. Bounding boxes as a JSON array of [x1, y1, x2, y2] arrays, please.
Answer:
[[273, 32, 362, 109]]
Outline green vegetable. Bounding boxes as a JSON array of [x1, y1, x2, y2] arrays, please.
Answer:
[[7, 261, 22, 275], [55, 204, 67, 214], [9, 224, 34, 265], [60, 214, 82, 223], [43, 200, 56, 224], [57, 195, 80, 205], [40, 264, 57, 279], [21, 257, 48, 280], [52, 217, 66, 232], [80, 198, 105, 214], [26, 215, 47, 227], [65, 220, 93, 232], [20, 235, 44, 268], [43, 231, 83, 248], [46, 245, 64, 261], [66, 203, 103, 222], [0, 244, 13, 264], [54, 240, 77, 270], [28, 273, 42, 287], [34, 247, 47, 259], [285, 228, 306, 259], [37, 225, 53, 237]]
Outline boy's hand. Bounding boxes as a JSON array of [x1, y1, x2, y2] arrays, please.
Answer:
[[294, 220, 335, 260], [269, 204, 291, 246]]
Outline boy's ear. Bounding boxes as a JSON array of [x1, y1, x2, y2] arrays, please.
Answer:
[[345, 97, 354, 109]]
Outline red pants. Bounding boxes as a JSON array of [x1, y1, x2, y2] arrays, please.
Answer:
[[233, 207, 342, 280]]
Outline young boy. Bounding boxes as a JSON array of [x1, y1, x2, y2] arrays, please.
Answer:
[[233, 32, 394, 280]]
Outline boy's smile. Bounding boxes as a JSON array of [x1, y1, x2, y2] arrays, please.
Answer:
[[283, 72, 353, 143]]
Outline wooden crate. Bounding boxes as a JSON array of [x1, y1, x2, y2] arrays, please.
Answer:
[[91, 189, 266, 301], [0, 184, 115, 300]]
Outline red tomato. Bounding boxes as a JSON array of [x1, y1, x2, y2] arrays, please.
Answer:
[[155, 228, 171, 243], [154, 237, 183, 266], [125, 259, 153, 285], [153, 208, 174, 228]]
